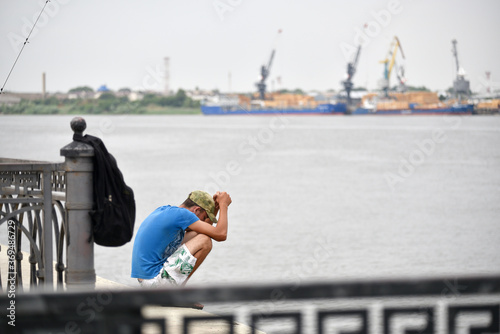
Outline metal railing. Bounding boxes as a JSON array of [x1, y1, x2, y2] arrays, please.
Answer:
[[1, 116, 96, 292], [0, 159, 66, 290], [0, 275, 498, 333]]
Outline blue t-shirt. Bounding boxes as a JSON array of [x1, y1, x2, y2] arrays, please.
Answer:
[[131, 205, 199, 279]]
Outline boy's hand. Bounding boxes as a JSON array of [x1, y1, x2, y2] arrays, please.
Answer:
[[214, 191, 232, 208], [213, 192, 220, 214]]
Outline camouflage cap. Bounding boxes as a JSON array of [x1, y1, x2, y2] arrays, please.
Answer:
[[189, 190, 217, 224]]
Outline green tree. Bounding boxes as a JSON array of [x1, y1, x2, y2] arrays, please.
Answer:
[[139, 93, 161, 107], [68, 86, 94, 93], [96, 92, 118, 112], [172, 89, 187, 107], [98, 92, 116, 100]]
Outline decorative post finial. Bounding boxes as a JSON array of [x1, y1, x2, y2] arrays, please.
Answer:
[[70, 117, 86, 136], [61, 116, 93, 157]]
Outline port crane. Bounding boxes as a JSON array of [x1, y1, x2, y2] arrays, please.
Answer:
[[256, 49, 275, 100], [256, 30, 281, 100], [451, 39, 470, 100], [379, 36, 405, 96], [342, 45, 361, 105]]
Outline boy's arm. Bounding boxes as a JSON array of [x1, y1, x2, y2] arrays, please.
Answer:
[[213, 192, 220, 217], [188, 192, 231, 242]]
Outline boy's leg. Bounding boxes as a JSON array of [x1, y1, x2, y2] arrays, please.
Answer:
[[182, 233, 212, 284], [182, 230, 199, 245]]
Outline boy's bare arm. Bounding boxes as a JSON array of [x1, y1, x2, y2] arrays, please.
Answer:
[[213, 192, 220, 217]]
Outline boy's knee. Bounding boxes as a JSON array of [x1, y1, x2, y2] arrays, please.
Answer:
[[185, 233, 212, 256], [200, 234, 212, 252]]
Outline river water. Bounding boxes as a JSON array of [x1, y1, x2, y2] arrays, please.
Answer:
[[1, 115, 499, 305]]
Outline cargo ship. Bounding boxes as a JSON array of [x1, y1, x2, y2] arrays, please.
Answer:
[[351, 91, 473, 115], [200, 93, 347, 115], [200, 91, 473, 116], [352, 104, 473, 115]]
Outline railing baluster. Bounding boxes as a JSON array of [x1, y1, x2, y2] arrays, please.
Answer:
[[42, 169, 53, 289]]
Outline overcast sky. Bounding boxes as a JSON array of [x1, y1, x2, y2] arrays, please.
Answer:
[[1, 0, 499, 94]]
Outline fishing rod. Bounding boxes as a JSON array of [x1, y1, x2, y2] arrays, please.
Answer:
[[0, 1, 51, 95]]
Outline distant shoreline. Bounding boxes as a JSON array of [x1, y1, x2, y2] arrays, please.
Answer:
[[0, 106, 202, 115], [0, 89, 202, 115]]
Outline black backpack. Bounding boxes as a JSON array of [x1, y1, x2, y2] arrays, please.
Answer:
[[73, 134, 136, 246]]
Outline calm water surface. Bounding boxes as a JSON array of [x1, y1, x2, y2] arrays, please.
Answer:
[[1, 115, 499, 290]]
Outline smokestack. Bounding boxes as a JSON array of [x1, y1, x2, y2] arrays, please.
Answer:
[[164, 57, 170, 96], [42, 72, 46, 99], [486, 71, 491, 94]]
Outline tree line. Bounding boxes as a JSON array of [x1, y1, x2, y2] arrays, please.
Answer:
[[0, 88, 200, 115]]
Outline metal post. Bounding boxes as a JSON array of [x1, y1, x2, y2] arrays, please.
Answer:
[[60, 117, 96, 289], [42, 168, 53, 289]]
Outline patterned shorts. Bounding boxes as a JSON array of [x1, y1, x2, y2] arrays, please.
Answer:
[[139, 244, 197, 287]]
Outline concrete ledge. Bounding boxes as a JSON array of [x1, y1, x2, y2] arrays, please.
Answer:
[[0, 245, 264, 333]]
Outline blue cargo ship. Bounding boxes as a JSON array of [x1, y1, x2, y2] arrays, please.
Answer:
[[352, 103, 474, 115], [201, 103, 347, 115], [201, 93, 347, 115], [201, 101, 473, 116], [200, 92, 473, 116], [351, 91, 474, 115]]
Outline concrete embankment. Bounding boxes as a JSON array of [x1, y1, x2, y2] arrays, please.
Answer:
[[0, 245, 263, 334]]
